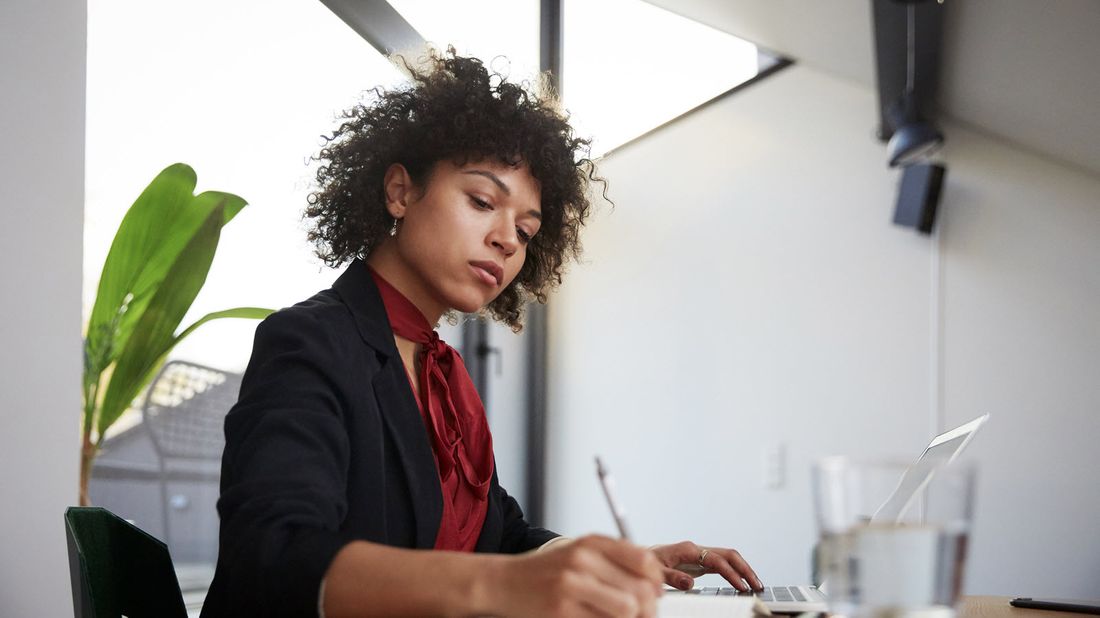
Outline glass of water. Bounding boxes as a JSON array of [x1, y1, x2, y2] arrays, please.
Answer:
[[813, 457, 976, 618]]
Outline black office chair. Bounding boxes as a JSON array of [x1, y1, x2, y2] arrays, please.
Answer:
[[64, 506, 188, 618]]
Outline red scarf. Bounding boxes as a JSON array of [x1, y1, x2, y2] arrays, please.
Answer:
[[369, 266, 493, 551]]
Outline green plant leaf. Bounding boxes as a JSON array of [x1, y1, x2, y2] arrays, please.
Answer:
[[85, 164, 195, 377], [172, 307, 275, 345], [96, 203, 226, 437], [84, 164, 246, 381], [112, 190, 246, 358], [95, 307, 275, 445]]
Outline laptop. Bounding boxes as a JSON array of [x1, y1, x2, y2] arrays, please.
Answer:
[[664, 414, 990, 614]]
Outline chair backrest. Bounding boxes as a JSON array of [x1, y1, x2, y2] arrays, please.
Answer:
[[64, 506, 188, 618], [142, 360, 242, 460]]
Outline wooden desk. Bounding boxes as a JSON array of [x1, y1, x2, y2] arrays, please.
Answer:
[[960, 597, 1064, 618], [774, 597, 1070, 618]]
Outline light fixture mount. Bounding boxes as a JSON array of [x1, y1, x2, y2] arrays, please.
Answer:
[[885, 0, 944, 167]]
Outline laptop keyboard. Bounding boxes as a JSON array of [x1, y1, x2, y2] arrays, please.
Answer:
[[684, 586, 821, 602]]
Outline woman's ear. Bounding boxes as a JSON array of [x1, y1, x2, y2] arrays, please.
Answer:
[[383, 163, 414, 219]]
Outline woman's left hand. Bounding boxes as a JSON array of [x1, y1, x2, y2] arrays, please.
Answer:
[[649, 541, 763, 592]]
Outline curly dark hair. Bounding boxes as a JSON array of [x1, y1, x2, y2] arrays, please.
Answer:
[[305, 48, 603, 331]]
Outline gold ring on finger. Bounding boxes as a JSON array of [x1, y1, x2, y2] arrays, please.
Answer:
[[698, 549, 710, 566]]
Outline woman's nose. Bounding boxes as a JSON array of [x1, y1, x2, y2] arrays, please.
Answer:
[[489, 221, 519, 256]]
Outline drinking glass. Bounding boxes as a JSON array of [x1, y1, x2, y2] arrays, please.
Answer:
[[813, 457, 976, 618]]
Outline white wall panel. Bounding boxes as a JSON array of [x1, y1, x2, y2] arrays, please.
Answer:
[[0, 1, 85, 615], [939, 126, 1100, 596]]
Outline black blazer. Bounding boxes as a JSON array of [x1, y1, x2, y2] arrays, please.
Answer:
[[201, 260, 557, 617]]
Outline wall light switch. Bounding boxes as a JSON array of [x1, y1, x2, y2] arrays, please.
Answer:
[[763, 443, 786, 489]]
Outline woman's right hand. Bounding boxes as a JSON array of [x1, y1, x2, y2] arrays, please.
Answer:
[[488, 534, 665, 618]]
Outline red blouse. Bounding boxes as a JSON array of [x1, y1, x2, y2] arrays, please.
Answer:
[[369, 267, 493, 551]]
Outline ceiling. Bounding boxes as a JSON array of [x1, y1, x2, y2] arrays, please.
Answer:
[[645, 0, 1100, 177]]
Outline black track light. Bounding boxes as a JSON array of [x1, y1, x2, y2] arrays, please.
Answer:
[[887, 1, 944, 167]]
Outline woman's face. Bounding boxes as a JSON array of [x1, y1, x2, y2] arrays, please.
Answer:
[[385, 158, 543, 320]]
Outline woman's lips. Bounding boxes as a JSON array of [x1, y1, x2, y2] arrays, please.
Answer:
[[469, 261, 503, 286]]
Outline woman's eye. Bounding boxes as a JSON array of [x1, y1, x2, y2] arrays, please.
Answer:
[[517, 228, 532, 243], [471, 196, 492, 210]]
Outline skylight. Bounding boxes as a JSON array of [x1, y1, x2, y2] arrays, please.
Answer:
[[563, 0, 775, 157]]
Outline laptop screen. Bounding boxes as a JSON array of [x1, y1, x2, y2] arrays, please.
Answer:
[[871, 414, 989, 522]]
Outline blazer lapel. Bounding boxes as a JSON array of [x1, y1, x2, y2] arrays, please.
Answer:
[[371, 357, 443, 549], [334, 260, 443, 549]]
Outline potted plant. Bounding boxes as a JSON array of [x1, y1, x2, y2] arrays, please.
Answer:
[[81, 163, 273, 505]]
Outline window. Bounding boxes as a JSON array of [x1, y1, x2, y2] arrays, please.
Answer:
[[563, 0, 781, 157], [387, 0, 780, 157], [85, 1, 399, 611], [388, 0, 541, 81]]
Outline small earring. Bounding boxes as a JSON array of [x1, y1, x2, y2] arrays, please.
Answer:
[[389, 218, 399, 237]]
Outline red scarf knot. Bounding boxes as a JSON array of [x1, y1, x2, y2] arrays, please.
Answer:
[[368, 266, 493, 552]]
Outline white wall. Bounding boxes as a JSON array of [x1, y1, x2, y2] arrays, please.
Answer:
[[0, 1, 85, 616], [546, 63, 1100, 597], [939, 126, 1100, 596]]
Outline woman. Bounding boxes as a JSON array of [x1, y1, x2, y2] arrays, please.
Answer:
[[201, 50, 761, 618]]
